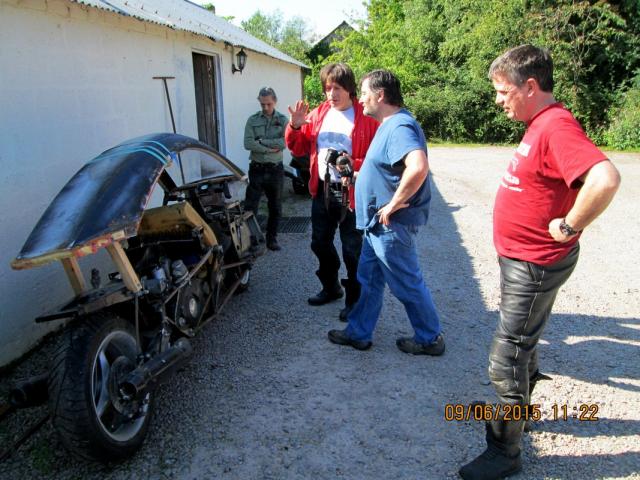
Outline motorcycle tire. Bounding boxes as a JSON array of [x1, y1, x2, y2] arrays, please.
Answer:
[[48, 312, 154, 461]]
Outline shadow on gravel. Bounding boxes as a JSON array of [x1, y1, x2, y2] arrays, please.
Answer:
[[542, 314, 640, 393], [529, 451, 640, 479], [1, 178, 637, 480], [428, 176, 640, 478], [534, 417, 640, 437]]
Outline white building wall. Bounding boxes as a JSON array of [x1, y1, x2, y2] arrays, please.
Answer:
[[0, 0, 303, 367]]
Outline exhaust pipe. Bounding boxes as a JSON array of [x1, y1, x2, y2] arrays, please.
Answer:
[[9, 373, 49, 408], [119, 338, 192, 399]]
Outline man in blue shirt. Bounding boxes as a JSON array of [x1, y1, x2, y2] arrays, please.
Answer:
[[328, 70, 444, 355]]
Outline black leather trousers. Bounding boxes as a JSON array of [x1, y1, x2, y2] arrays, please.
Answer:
[[487, 245, 579, 447]]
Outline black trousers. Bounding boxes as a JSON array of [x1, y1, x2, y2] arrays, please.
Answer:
[[310, 185, 362, 302], [244, 162, 283, 240], [487, 245, 579, 446]]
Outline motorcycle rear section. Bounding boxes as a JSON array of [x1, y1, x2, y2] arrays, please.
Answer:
[[9, 133, 265, 461]]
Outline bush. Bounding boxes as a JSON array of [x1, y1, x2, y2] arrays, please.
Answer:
[[604, 82, 640, 149]]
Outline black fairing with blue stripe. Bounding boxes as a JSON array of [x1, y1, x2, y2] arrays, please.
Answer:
[[15, 133, 245, 262]]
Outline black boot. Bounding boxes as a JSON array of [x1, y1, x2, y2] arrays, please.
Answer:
[[309, 270, 343, 306], [339, 278, 360, 321], [266, 236, 281, 251], [459, 420, 523, 480], [524, 370, 551, 432]]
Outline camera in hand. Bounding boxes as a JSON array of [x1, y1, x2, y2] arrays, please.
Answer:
[[324, 148, 342, 166], [322, 149, 352, 220], [336, 154, 353, 178], [325, 148, 352, 178]]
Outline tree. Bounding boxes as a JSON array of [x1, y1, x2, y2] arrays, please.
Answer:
[[241, 10, 315, 63], [604, 74, 640, 149], [317, 0, 639, 146], [526, 0, 639, 143]]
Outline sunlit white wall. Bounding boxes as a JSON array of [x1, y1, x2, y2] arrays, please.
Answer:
[[0, 0, 302, 366]]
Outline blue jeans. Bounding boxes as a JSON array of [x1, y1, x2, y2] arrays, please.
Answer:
[[345, 221, 442, 343]]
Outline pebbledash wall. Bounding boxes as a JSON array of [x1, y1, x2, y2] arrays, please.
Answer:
[[0, 0, 304, 367]]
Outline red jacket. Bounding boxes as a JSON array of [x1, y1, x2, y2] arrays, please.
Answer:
[[285, 100, 379, 209]]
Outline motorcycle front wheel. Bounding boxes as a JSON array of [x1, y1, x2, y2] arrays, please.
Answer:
[[48, 312, 154, 461]]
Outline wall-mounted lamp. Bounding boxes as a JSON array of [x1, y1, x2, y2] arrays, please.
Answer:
[[232, 47, 247, 74]]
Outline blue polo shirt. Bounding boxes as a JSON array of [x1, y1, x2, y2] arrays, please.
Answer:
[[355, 109, 431, 230]]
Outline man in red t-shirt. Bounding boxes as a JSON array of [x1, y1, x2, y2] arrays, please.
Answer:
[[460, 45, 621, 480]]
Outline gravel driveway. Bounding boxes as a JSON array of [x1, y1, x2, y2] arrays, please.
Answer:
[[1, 146, 638, 480]]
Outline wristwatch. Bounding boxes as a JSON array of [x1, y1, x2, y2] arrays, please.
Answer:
[[559, 219, 580, 236]]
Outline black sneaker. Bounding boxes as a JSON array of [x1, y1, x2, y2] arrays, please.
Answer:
[[308, 288, 344, 306], [328, 329, 372, 351], [459, 445, 522, 480], [396, 334, 445, 356]]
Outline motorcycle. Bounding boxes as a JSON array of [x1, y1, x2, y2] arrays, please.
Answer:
[[284, 154, 310, 195], [9, 133, 265, 461]]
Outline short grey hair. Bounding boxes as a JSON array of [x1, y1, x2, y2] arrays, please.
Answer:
[[258, 87, 277, 101], [489, 45, 554, 92]]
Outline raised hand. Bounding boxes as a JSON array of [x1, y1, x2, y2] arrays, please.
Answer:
[[287, 100, 310, 129]]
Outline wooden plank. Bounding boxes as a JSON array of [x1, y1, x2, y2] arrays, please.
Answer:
[[139, 203, 217, 247], [12, 249, 72, 270], [106, 243, 142, 293], [61, 257, 86, 295]]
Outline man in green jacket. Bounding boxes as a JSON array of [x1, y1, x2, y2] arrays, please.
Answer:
[[244, 87, 289, 251]]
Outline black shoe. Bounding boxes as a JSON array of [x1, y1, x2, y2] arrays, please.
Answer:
[[308, 287, 343, 306], [266, 238, 281, 251], [396, 334, 445, 356], [328, 329, 372, 351], [338, 304, 353, 322], [459, 444, 522, 480]]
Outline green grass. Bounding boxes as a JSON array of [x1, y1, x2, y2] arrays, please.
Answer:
[[429, 140, 640, 153], [428, 140, 515, 148], [601, 146, 640, 154]]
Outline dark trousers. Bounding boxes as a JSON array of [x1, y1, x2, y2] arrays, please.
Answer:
[[310, 185, 362, 301], [244, 162, 283, 240], [488, 245, 579, 446]]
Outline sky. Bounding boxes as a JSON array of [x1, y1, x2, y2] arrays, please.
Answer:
[[190, 0, 367, 39]]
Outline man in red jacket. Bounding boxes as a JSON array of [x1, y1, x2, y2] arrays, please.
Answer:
[[286, 63, 379, 320]]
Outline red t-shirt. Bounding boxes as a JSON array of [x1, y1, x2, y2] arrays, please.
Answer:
[[493, 103, 607, 265]]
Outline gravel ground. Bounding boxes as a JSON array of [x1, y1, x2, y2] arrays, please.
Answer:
[[0, 146, 638, 480]]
